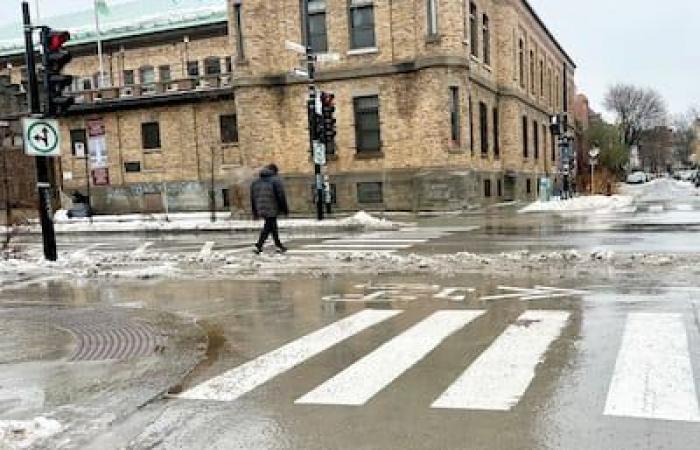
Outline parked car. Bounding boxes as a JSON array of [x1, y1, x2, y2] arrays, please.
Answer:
[[626, 171, 647, 184]]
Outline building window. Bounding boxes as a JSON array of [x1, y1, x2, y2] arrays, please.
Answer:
[[187, 61, 200, 78], [533, 120, 539, 159], [479, 102, 488, 156], [482, 14, 490, 65], [204, 57, 221, 75], [69, 129, 87, 157], [542, 124, 548, 160], [353, 95, 381, 153], [518, 39, 524, 88], [522, 115, 528, 158], [224, 56, 233, 73], [539, 60, 544, 97], [350, 1, 376, 49], [124, 162, 141, 173], [555, 74, 560, 108], [308, 2, 328, 53], [82, 78, 92, 91], [484, 179, 492, 198], [123, 70, 135, 85], [139, 65, 155, 85], [469, 2, 478, 57], [427, 0, 438, 37], [357, 182, 383, 204], [552, 131, 556, 162], [526, 178, 532, 194], [142, 122, 161, 150], [233, 0, 245, 60], [468, 94, 474, 154], [222, 188, 230, 208], [159, 65, 171, 82], [497, 179, 502, 197], [449, 87, 460, 145], [529, 50, 535, 94], [493, 107, 499, 159], [547, 67, 552, 105], [220, 114, 239, 144]]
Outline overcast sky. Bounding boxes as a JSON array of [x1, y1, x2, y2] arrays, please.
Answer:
[[4, 0, 699, 117]]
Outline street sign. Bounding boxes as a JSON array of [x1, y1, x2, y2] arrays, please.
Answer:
[[91, 167, 110, 186], [22, 118, 61, 156], [285, 40, 307, 54], [313, 141, 326, 165]]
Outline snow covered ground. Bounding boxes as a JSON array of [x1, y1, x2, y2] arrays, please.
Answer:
[[0, 417, 62, 449], [519, 195, 634, 214], [1, 211, 399, 235], [618, 178, 699, 202]]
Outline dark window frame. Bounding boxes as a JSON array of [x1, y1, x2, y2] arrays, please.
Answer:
[[533, 120, 539, 160], [69, 128, 87, 157], [357, 181, 384, 204], [522, 115, 529, 158], [479, 101, 488, 156], [139, 65, 155, 85], [468, 94, 474, 155], [529, 50, 535, 94], [233, 0, 245, 60], [219, 114, 239, 144], [187, 60, 200, 78], [497, 179, 503, 197], [204, 57, 222, 75], [450, 86, 461, 145], [123, 69, 135, 86], [158, 65, 171, 82], [526, 178, 532, 195], [484, 179, 492, 198], [141, 122, 161, 150], [493, 107, 500, 159], [518, 39, 525, 88], [349, 2, 376, 50], [482, 14, 490, 65], [469, 2, 478, 57], [353, 95, 382, 153]]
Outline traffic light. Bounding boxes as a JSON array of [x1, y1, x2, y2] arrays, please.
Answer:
[[320, 91, 336, 151], [41, 28, 74, 116]]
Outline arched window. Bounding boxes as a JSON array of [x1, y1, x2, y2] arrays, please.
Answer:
[[482, 14, 490, 65]]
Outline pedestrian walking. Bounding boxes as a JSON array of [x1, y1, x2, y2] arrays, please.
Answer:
[[251, 164, 289, 254]]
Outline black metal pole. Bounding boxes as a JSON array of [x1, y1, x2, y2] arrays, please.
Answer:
[[23, 1, 57, 261], [303, 0, 324, 221], [85, 152, 92, 224]]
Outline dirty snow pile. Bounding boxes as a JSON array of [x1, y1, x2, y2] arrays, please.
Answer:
[[0, 418, 62, 449], [339, 211, 396, 228], [519, 195, 634, 213], [619, 178, 699, 202]]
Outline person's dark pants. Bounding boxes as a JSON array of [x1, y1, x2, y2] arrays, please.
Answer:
[[256, 217, 284, 249]]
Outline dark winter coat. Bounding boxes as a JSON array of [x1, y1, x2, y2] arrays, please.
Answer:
[[251, 168, 289, 218]]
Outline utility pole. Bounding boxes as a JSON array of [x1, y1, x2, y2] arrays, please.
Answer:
[[303, 0, 324, 221], [1, 125, 11, 246], [23, 1, 57, 261]]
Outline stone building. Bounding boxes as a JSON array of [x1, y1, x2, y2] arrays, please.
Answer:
[[0, 0, 576, 214]]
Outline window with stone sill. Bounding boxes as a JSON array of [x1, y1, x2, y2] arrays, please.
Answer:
[[469, 2, 478, 58], [450, 87, 461, 145], [205, 57, 221, 76], [484, 179, 492, 198], [493, 107, 500, 159], [187, 61, 200, 78], [123, 69, 135, 86], [139, 66, 155, 85], [522, 115, 528, 158], [350, 0, 376, 50], [159, 65, 171, 82], [479, 101, 488, 156], [219, 114, 238, 144], [518, 39, 525, 89], [482, 14, 490, 66], [533, 120, 539, 160], [302, 1, 328, 54], [354, 95, 381, 153]]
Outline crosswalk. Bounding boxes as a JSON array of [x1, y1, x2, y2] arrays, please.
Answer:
[[287, 227, 478, 255], [178, 309, 700, 423]]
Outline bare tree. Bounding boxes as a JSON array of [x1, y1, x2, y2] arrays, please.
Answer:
[[603, 84, 668, 147], [672, 107, 699, 166]]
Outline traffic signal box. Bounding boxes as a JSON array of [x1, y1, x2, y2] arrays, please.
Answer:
[[41, 28, 74, 116], [320, 92, 336, 153]]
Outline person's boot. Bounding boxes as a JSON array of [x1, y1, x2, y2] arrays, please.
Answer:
[[276, 245, 287, 254], [253, 245, 263, 255]]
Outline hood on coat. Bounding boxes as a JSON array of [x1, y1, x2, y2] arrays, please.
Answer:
[[259, 167, 275, 179]]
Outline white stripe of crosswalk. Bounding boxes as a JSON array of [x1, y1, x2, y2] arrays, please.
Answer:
[[604, 313, 700, 422], [432, 310, 570, 411], [296, 310, 485, 406], [304, 244, 413, 249], [287, 249, 397, 255], [676, 204, 694, 211], [177, 309, 401, 402], [324, 239, 428, 244]]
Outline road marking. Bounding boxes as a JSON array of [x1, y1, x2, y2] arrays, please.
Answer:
[[287, 250, 397, 255], [676, 204, 694, 211], [132, 242, 153, 256], [198, 241, 215, 258], [434, 287, 476, 302], [71, 243, 101, 257], [648, 204, 664, 213], [432, 310, 570, 411], [604, 313, 700, 422], [303, 244, 413, 249], [324, 239, 427, 244], [178, 309, 401, 402], [296, 310, 485, 406], [480, 286, 588, 301]]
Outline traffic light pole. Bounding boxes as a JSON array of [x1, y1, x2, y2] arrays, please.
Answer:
[[303, 0, 324, 221], [23, 1, 57, 261]]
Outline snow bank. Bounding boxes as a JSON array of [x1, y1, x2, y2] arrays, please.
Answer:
[[519, 195, 633, 213], [619, 178, 699, 202], [5, 211, 398, 235], [0, 418, 62, 449]]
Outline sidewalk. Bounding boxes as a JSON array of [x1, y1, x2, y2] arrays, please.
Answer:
[[1, 211, 400, 235]]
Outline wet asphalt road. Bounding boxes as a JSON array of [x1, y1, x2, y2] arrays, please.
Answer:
[[2, 271, 699, 450]]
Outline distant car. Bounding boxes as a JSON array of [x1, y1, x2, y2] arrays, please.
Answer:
[[626, 171, 647, 184]]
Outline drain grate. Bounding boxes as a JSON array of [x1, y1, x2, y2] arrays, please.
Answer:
[[68, 322, 159, 362]]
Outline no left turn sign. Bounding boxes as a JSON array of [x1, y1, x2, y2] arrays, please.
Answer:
[[23, 118, 62, 157]]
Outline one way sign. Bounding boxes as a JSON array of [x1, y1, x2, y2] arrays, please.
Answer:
[[22, 118, 61, 157]]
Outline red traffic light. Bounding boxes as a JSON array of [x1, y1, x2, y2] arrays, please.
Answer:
[[321, 92, 335, 108], [48, 31, 70, 51]]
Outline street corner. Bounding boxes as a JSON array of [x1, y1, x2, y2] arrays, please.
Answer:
[[0, 304, 208, 448]]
